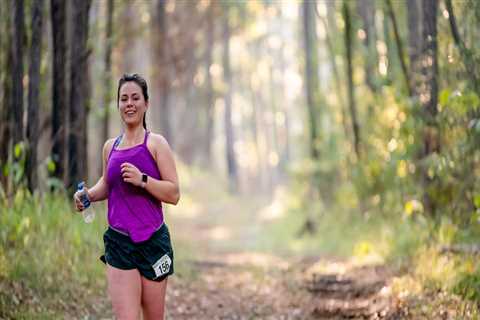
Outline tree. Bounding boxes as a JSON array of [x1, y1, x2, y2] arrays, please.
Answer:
[[204, 0, 215, 165], [26, 0, 45, 192], [357, 0, 378, 92], [419, 0, 439, 216], [343, 1, 361, 159], [152, 0, 173, 146], [407, 0, 422, 97], [102, 0, 114, 149], [50, 0, 67, 182], [11, 0, 25, 148], [68, 0, 92, 188], [222, 6, 238, 192], [302, 0, 321, 161], [0, 0, 13, 189]]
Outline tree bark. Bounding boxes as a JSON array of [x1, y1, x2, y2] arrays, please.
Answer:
[[420, 0, 439, 216], [26, 0, 45, 193], [343, 1, 361, 159], [222, 9, 238, 192], [445, 0, 480, 94], [357, 0, 378, 92], [204, 1, 215, 165], [50, 0, 67, 182], [100, 0, 114, 176], [0, 0, 13, 189], [386, 0, 412, 97], [407, 0, 422, 97], [11, 0, 25, 147], [152, 0, 173, 146], [302, 0, 320, 161], [68, 0, 92, 188]]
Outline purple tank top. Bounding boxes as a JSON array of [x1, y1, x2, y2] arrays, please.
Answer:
[[106, 131, 164, 243]]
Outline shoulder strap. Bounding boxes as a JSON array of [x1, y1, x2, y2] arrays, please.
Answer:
[[143, 130, 150, 146], [107, 135, 122, 160]]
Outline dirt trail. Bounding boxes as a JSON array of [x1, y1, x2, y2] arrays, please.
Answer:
[[164, 252, 400, 319], [159, 190, 402, 319]]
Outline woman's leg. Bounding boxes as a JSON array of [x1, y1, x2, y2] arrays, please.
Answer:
[[107, 264, 142, 320], [141, 276, 168, 320]]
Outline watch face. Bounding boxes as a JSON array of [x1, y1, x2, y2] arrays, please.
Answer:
[[142, 174, 148, 183]]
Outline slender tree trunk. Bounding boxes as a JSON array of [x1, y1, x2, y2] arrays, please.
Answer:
[[420, 0, 439, 216], [386, 0, 412, 97], [222, 10, 238, 192], [445, 0, 480, 94], [26, 0, 45, 193], [204, 1, 215, 165], [343, 1, 361, 159], [100, 0, 114, 176], [357, 0, 378, 92], [68, 0, 92, 188], [50, 0, 67, 182], [407, 0, 422, 97], [12, 0, 25, 147], [0, 0, 13, 189], [153, 0, 172, 146], [302, 0, 320, 161]]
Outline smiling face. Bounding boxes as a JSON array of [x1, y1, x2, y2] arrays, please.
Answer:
[[118, 81, 148, 128]]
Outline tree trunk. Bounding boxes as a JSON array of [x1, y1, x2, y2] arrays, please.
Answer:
[[222, 9, 238, 192], [100, 0, 114, 176], [302, 0, 320, 161], [386, 0, 412, 97], [11, 0, 25, 147], [50, 0, 67, 182], [152, 0, 173, 146], [0, 0, 13, 189], [343, 1, 361, 159], [445, 0, 480, 94], [26, 0, 45, 193], [357, 0, 378, 92], [420, 0, 439, 216], [407, 0, 422, 97], [204, 1, 215, 166], [68, 0, 92, 188]]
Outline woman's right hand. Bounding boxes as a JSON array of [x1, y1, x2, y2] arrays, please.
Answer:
[[73, 189, 89, 212]]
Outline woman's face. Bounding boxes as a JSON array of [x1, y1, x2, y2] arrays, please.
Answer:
[[118, 81, 148, 127]]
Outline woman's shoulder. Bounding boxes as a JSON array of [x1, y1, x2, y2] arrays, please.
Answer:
[[148, 132, 171, 148], [102, 137, 118, 158]]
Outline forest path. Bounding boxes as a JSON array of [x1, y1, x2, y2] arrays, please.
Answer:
[[85, 180, 402, 319]]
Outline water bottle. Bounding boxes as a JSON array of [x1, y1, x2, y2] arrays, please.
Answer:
[[77, 181, 94, 223]]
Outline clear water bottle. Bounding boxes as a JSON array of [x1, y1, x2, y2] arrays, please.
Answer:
[[77, 181, 94, 223]]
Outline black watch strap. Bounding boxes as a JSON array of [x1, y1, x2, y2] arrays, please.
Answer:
[[142, 173, 148, 183]]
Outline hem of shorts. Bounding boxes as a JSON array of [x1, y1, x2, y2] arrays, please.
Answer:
[[103, 257, 136, 271], [148, 272, 173, 282]]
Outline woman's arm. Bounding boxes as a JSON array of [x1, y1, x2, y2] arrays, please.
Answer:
[[87, 139, 114, 202], [120, 134, 180, 205]]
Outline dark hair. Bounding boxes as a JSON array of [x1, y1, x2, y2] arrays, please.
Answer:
[[117, 73, 149, 129]]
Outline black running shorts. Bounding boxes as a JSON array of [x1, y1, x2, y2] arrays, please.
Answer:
[[100, 224, 174, 282]]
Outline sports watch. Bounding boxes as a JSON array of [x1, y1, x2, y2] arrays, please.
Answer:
[[141, 173, 148, 188]]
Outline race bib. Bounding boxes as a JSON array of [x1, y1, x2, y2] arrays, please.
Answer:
[[152, 254, 172, 278]]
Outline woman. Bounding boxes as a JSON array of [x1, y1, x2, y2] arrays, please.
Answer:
[[74, 73, 180, 320]]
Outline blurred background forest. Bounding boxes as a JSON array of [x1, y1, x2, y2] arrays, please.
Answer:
[[2, 0, 480, 318]]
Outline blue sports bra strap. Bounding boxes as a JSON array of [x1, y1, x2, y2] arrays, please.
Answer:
[[113, 135, 122, 149], [107, 135, 122, 160], [143, 130, 149, 145]]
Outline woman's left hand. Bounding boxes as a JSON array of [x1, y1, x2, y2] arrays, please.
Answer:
[[120, 162, 143, 187]]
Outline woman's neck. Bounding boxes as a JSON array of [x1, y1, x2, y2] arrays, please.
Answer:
[[122, 126, 145, 145]]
